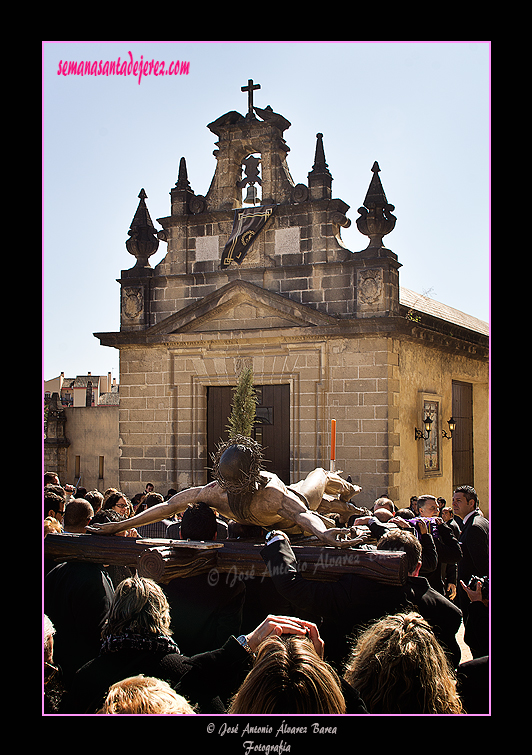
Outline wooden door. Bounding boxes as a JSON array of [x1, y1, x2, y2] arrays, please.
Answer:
[[207, 384, 291, 484], [452, 380, 474, 488]]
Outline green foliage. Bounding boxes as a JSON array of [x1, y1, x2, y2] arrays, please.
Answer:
[[227, 366, 258, 439]]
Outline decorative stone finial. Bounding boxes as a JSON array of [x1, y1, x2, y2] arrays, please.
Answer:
[[125, 189, 159, 267], [356, 162, 396, 248], [309, 133, 331, 177], [175, 157, 192, 191], [307, 133, 332, 200]]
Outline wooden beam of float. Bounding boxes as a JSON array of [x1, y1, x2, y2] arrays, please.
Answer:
[[44, 534, 408, 586]]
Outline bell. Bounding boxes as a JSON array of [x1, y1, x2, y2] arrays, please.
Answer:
[[243, 184, 258, 205]]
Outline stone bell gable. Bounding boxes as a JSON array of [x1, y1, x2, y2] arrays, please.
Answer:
[[116, 82, 401, 334], [95, 82, 489, 510]]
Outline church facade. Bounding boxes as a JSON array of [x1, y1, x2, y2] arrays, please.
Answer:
[[95, 83, 489, 513]]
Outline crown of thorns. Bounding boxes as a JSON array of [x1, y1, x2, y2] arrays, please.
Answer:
[[211, 434, 265, 494]]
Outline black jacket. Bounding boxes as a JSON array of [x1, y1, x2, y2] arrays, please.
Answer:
[[420, 521, 463, 595], [261, 538, 463, 669], [60, 629, 369, 715], [162, 572, 246, 657], [60, 635, 253, 714], [44, 561, 115, 686], [455, 510, 489, 614]]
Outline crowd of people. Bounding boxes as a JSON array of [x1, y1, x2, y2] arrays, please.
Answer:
[[43, 472, 489, 716]]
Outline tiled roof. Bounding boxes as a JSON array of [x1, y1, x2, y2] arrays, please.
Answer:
[[400, 287, 489, 336], [98, 391, 120, 406], [73, 375, 102, 388], [61, 375, 103, 388]]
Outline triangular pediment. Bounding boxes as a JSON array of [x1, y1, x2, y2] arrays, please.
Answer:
[[149, 280, 336, 335]]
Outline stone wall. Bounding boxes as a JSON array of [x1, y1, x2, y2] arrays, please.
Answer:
[[115, 331, 404, 510], [118, 346, 174, 493], [394, 337, 489, 515], [44, 393, 69, 484], [63, 406, 120, 492]]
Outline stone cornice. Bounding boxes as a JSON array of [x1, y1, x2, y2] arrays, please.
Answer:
[[95, 310, 488, 360], [156, 197, 352, 230]]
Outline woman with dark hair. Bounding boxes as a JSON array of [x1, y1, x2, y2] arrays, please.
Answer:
[[103, 491, 131, 515]]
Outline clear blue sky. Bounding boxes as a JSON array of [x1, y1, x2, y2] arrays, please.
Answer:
[[43, 41, 490, 383]]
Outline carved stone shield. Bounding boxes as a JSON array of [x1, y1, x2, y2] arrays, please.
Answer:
[[358, 269, 383, 304], [122, 287, 143, 319]]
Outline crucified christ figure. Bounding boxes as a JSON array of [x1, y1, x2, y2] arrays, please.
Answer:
[[87, 436, 364, 548]]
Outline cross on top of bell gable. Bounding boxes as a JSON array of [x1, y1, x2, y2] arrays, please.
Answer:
[[241, 79, 260, 115]]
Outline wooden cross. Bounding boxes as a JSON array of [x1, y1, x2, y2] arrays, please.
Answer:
[[44, 533, 408, 586], [241, 79, 260, 115]]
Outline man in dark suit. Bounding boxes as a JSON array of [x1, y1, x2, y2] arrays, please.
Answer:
[[452, 485, 489, 618], [162, 502, 246, 656], [44, 560, 115, 685], [261, 527, 463, 670]]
